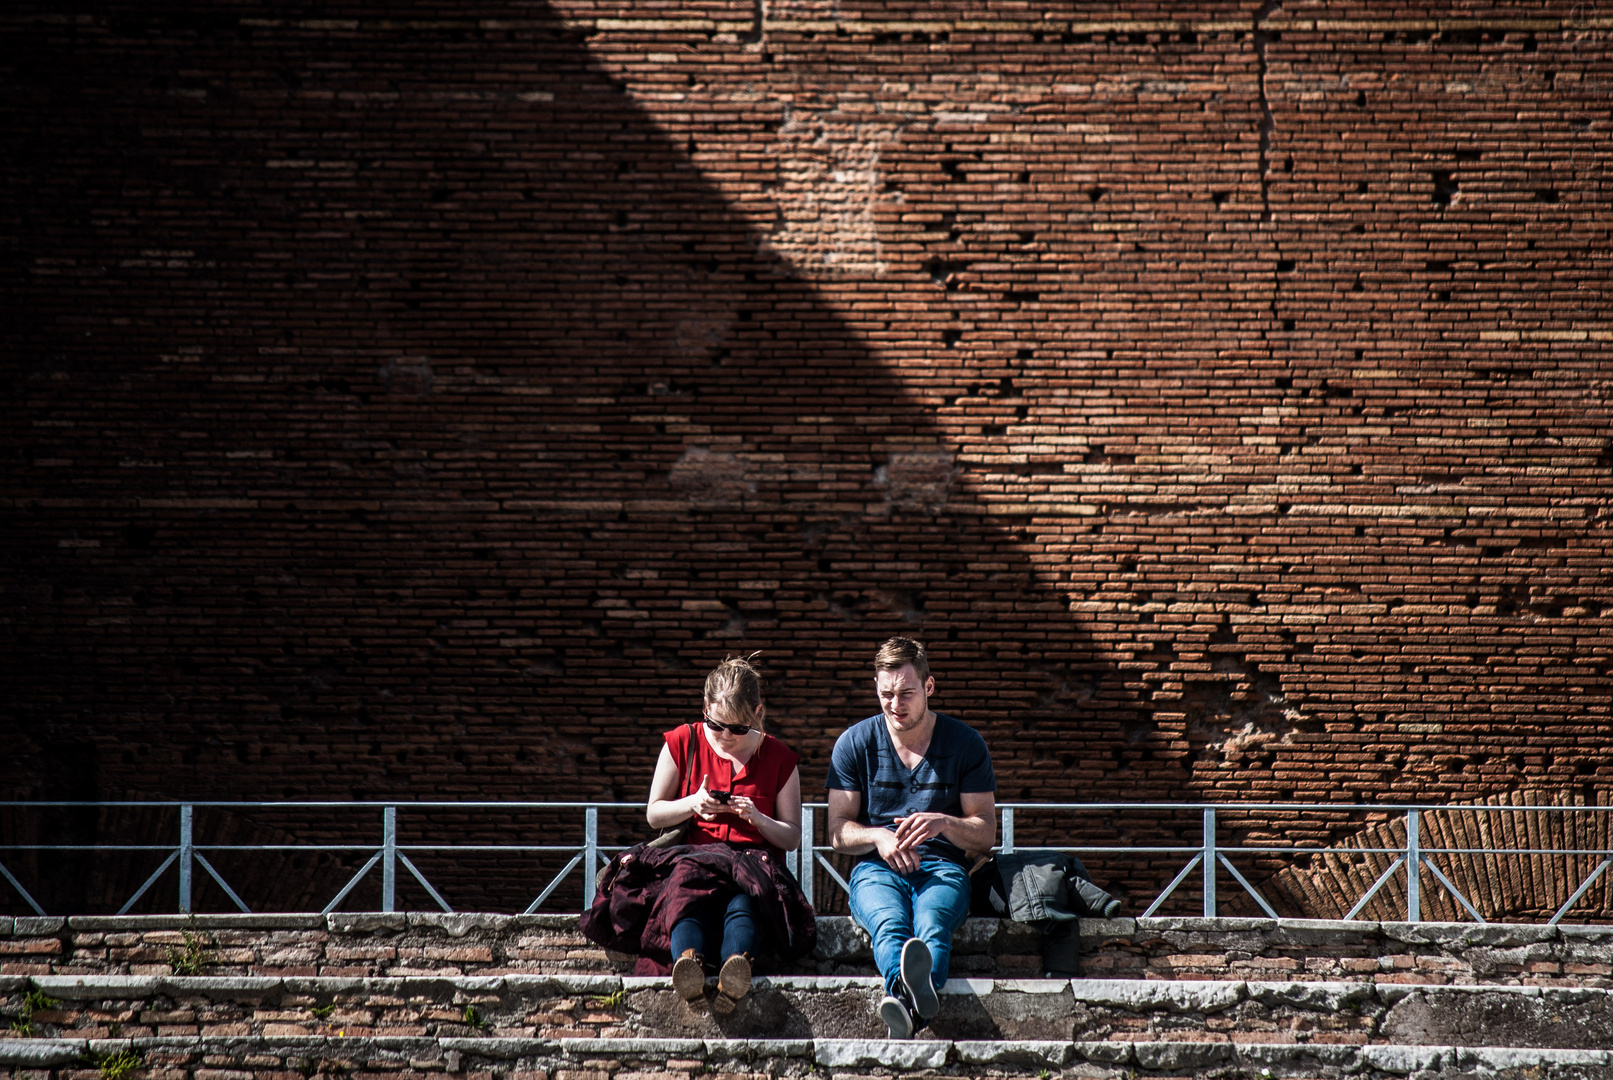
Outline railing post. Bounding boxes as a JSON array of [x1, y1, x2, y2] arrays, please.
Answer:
[[1202, 807, 1217, 918], [382, 806, 397, 913], [1000, 806, 1015, 855], [1406, 808, 1420, 923], [799, 805, 815, 909], [178, 805, 193, 915], [582, 806, 598, 908]]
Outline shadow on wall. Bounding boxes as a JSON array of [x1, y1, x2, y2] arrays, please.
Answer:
[[0, 1, 1203, 914]]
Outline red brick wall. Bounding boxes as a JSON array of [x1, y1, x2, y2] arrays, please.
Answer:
[[4, 1, 1612, 899]]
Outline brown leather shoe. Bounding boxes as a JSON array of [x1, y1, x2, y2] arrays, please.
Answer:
[[715, 952, 752, 1012], [671, 949, 706, 1001]]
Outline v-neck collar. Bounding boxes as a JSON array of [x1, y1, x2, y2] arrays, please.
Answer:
[[880, 714, 933, 774]]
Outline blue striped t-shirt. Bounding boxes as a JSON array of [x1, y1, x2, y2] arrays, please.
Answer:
[[825, 712, 996, 866]]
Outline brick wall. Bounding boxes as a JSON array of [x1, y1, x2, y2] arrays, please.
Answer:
[[3, 2, 1612, 911]]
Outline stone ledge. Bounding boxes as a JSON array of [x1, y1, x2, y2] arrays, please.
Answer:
[[2, 1034, 1608, 1075]]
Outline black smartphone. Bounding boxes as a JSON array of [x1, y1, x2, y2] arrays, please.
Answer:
[[710, 790, 731, 803]]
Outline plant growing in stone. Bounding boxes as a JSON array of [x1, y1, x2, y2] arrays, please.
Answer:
[[588, 988, 627, 1009], [311, 1004, 336, 1020], [461, 1005, 488, 1029], [9, 988, 61, 1036], [166, 931, 217, 976], [95, 1048, 142, 1080]]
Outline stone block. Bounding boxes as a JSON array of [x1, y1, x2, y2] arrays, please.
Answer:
[[954, 1040, 1072, 1067], [33, 975, 163, 999], [703, 1038, 812, 1059], [159, 977, 284, 998], [1246, 980, 1374, 1011], [327, 914, 407, 933], [1074, 978, 1244, 1013], [1132, 1039, 1234, 1070], [13, 918, 66, 936], [408, 914, 514, 938], [0, 1040, 89, 1066], [813, 1037, 949, 1069]]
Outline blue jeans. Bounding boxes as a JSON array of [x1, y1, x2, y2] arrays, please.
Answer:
[[668, 890, 758, 967], [847, 856, 972, 999]]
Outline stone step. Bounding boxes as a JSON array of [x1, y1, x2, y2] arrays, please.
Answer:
[[8, 972, 1613, 1048], [2, 1033, 1610, 1079], [8, 913, 1613, 986]]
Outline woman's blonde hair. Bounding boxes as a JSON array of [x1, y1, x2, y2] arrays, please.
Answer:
[[704, 652, 765, 728]]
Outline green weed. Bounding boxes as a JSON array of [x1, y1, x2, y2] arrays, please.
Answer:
[[96, 1048, 142, 1080], [461, 1005, 488, 1029], [166, 931, 217, 976], [311, 1004, 336, 1020], [587, 988, 627, 1009]]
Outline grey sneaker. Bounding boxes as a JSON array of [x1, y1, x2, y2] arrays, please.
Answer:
[[877, 994, 913, 1040], [900, 937, 939, 1020]]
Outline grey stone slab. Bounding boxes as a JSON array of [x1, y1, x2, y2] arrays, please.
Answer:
[[813, 1038, 950, 1069], [704, 1038, 814, 1059], [1136, 916, 1276, 933], [0, 1040, 89, 1066], [810, 916, 871, 960], [1268, 918, 1382, 945], [939, 977, 995, 996], [282, 977, 364, 994], [83, 1038, 135, 1055], [506, 914, 581, 931], [621, 976, 668, 991], [954, 1039, 1072, 1067], [1247, 979, 1374, 1012], [68, 914, 323, 931], [159, 976, 284, 997], [326, 913, 407, 932], [523, 974, 620, 994], [1132, 1040, 1234, 1070], [1358, 1043, 1453, 1073], [13, 916, 66, 935], [407, 913, 514, 937], [996, 978, 1072, 994], [1459, 1046, 1613, 1068], [0, 975, 32, 993], [1073, 978, 1245, 1013], [1077, 917, 1136, 938], [446, 976, 505, 994], [562, 1037, 706, 1054], [1233, 1042, 1360, 1069], [0, 917, 13, 936], [1556, 924, 1613, 943], [757, 975, 881, 991], [1070, 1039, 1134, 1065], [32, 975, 162, 999], [1374, 982, 1541, 1005], [438, 1036, 552, 1058], [1383, 922, 1557, 948]]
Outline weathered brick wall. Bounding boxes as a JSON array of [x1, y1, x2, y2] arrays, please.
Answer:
[[4, 2, 1612, 911]]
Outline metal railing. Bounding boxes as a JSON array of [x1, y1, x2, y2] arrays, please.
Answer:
[[2, 800, 1611, 923]]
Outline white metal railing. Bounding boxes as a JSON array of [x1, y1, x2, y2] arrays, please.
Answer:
[[3, 801, 1611, 924]]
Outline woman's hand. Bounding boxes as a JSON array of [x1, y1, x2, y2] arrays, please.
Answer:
[[723, 794, 763, 826], [687, 776, 727, 820]]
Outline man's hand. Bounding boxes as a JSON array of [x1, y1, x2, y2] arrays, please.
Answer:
[[872, 828, 923, 874], [892, 811, 951, 852]]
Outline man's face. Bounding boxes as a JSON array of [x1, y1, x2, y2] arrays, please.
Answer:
[[875, 664, 934, 732]]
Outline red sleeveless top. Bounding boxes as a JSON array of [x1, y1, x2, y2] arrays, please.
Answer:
[[664, 723, 800, 854]]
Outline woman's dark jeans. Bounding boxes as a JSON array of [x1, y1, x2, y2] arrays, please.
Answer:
[[668, 889, 758, 966]]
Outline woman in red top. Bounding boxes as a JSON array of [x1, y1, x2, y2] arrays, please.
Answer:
[[646, 654, 802, 1009]]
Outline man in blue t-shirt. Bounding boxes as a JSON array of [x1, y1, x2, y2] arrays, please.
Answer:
[[826, 637, 996, 1040]]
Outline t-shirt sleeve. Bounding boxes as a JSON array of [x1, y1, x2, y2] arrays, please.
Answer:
[[824, 728, 865, 792], [958, 728, 996, 793]]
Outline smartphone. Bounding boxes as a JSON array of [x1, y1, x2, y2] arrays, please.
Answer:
[[710, 790, 731, 803]]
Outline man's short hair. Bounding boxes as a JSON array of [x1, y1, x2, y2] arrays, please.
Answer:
[[873, 636, 929, 683]]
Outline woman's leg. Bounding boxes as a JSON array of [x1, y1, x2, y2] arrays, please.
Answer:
[[719, 890, 758, 959]]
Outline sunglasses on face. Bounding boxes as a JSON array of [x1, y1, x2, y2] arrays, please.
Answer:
[[704, 716, 755, 736]]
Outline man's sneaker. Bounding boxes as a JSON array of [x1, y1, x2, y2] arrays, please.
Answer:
[[671, 949, 706, 1001], [877, 994, 913, 1040], [899, 937, 940, 1020]]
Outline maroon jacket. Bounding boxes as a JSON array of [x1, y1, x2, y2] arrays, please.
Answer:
[[580, 841, 817, 975]]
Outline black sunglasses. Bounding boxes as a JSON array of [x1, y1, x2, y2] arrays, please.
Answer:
[[704, 717, 755, 736]]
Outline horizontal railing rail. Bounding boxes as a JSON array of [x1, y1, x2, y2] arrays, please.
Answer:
[[2, 801, 1611, 924]]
